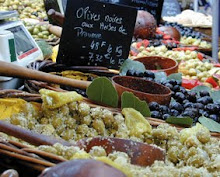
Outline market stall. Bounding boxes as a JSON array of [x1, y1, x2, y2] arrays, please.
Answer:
[[0, 0, 219, 176]]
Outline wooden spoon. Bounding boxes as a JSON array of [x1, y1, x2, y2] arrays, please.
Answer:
[[0, 61, 90, 90], [0, 121, 72, 146], [77, 137, 165, 167], [0, 121, 165, 167], [0, 61, 171, 105], [48, 24, 62, 38], [47, 9, 64, 27]]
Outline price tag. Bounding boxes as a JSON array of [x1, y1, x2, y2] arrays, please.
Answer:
[[57, 0, 137, 69], [97, 0, 164, 24], [162, 0, 181, 17]]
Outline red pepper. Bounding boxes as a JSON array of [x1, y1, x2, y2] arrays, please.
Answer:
[[156, 28, 164, 34], [173, 47, 198, 51], [163, 34, 172, 40], [161, 40, 168, 44], [165, 39, 172, 43], [136, 42, 142, 48], [142, 40, 149, 47], [213, 86, 220, 90], [214, 63, 220, 67], [175, 40, 180, 44], [197, 53, 203, 61], [130, 50, 138, 56], [182, 78, 202, 89], [205, 77, 219, 88]]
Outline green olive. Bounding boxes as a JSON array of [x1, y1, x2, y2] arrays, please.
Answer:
[[40, 25, 48, 31], [43, 35, 48, 39], [33, 28, 40, 35], [37, 32, 44, 38], [42, 31, 49, 36]]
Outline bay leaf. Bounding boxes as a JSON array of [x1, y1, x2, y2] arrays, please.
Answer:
[[210, 90, 220, 103], [154, 71, 167, 82], [121, 91, 151, 117], [166, 116, 193, 127], [167, 73, 182, 81], [86, 77, 118, 107], [198, 116, 220, 133], [191, 85, 211, 95], [119, 59, 146, 76]]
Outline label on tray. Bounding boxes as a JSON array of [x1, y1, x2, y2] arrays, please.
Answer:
[[97, 0, 164, 24], [57, 0, 137, 69]]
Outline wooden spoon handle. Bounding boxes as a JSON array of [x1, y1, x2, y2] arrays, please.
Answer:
[[0, 61, 91, 90], [0, 121, 72, 146], [48, 25, 62, 38], [47, 9, 65, 26]]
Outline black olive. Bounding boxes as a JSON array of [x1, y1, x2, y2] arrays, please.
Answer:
[[144, 71, 155, 79], [173, 85, 180, 92], [182, 108, 199, 118], [205, 104, 219, 113], [187, 91, 197, 102], [194, 103, 204, 109], [158, 105, 169, 114], [144, 77, 154, 82], [137, 72, 144, 77], [209, 114, 220, 122], [151, 111, 161, 118], [170, 109, 179, 116], [179, 86, 187, 94], [199, 90, 210, 97], [182, 99, 189, 104], [175, 92, 185, 103], [168, 79, 177, 86], [126, 70, 135, 76], [149, 102, 160, 110], [169, 102, 183, 112], [197, 96, 213, 105], [162, 114, 170, 120], [165, 83, 173, 90], [183, 102, 194, 108]]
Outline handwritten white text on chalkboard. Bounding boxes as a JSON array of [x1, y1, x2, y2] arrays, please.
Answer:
[[81, 22, 94, 28], [74, 27, 102, 39], [76, 7, 100, 21], [131, 0, 159, 8], [57, 0, 137, 69], [99, 23, 127, 35], [74, 6, 128, 40], [88, 40, 124, 65], [105, 15, 122, 24]]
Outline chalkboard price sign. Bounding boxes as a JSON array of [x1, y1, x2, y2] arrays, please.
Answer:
[[57, 0, 137, 69], [162, 0, 181, 17], [97, 0, 164, 24]]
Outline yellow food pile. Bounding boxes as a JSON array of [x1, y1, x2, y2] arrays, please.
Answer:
[[0, 0, 47, 20], [0, 89, 219, 176], [130, 45, 201, 62]]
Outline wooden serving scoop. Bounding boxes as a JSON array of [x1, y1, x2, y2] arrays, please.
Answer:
[[0, 121, 165, 164], [40, 137, 165, 176], [48, 24, 62, 38], [0, 61, 91, 90], [47, 9, 65, 27], [0, 121, 165, 168], [77, 137, 165, 167], [0, 121, 72, 147]]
